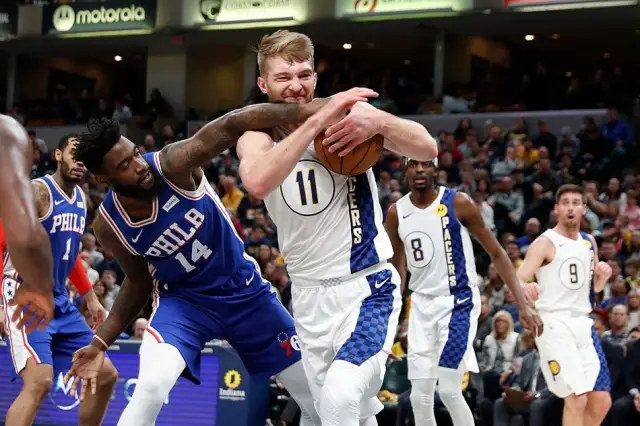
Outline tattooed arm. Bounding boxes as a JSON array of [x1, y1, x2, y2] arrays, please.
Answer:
[[0, 114, 54, 293], [158, 100, 325, 191], [159, 88, 377, 192], [90, 211, 154, 349]]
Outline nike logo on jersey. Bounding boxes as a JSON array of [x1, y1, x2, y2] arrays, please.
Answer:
[[402, 213, 413, 219], [559, 243, 567, 247], [246, 273, 254, 286], [375, 277, 390, 289], [54, 199, 65, 206], [457, 297, 470, 305], [132, 229, 143, 243]]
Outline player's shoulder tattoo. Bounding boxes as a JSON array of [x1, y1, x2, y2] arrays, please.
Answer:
[[32, 179, 50, 218]]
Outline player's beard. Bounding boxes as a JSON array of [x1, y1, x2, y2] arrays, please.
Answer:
[[112, 168, 162, 201], [60, 161, 83, 183]]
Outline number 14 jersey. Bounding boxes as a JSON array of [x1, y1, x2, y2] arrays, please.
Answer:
[[100, 152, 259, 293], [396, 187, 478, 297]]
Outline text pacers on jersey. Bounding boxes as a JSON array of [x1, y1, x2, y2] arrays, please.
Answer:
[[347, 177, 363, 244], [441, 215, 457, 287]]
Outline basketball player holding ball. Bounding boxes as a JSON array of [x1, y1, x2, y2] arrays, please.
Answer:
[[237, 30, 437, 426]]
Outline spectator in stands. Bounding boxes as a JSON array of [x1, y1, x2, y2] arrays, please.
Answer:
[[493, 340, 557, 426], [82, 232, 104, 268], [620, 189, 640, 231], [101, 269, 120, 311], [112, 99, 132, 123], [132, 318, 149, 340], [480, 310, 520, 401], [601, 107, 632, 151], [516, 136, 539, 170], [143, 134, 159, 152], [472, 191, 495, 233], [610, 332, 640, 424], [557, 126, 580, 159], [491, 146, 518, 178], [602, 304, 630, 346], [28, 129, 47, 154], [475, 295, 493, 352], [527, 158, 560, 194], [516, 218, 541, 255], [220, 175, 245, 212], [488, 176, 524, 233], [627, 289, 640, 332], [533, 120, 557, 156], [484, 125, 506, 159]]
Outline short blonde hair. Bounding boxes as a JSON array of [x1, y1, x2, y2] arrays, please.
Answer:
[[257, 30, 314, 76]]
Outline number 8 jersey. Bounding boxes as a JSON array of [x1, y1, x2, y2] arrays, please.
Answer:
[[396, 187, 479, 297], [534, 229, 595, 316]]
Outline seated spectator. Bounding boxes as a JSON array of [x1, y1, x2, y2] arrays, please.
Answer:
[[480, 310, 520, 401], [602, 304, 630, 346], [488, 176, 524, 234], [601, 276, 629, 310], [516, 218, 541, 255], [475, 295, 493, 352], [492, 146, 519, 179], [112, 99, 132, 123], [221, 175, 245, 212], [628, 289, 640, 332], [610, 333, 640, 425], [131, 318, 149, 340], [493, 341, 561, 426]]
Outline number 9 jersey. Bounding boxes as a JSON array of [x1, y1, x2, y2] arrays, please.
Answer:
[[263, 127, 393, 281], [534, 229, 595, 316]]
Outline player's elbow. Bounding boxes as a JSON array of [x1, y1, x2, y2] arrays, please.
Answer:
[[240, 170, 268, 200], [409, 125, 438, 161]]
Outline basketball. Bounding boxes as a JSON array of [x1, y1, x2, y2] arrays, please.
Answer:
[[314, 131, 384, 176]]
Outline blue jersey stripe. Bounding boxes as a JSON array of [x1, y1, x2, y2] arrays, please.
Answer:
[[349, 174, 380, 273]]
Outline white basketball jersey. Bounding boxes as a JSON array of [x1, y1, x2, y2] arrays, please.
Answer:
[[396, 187, 478, 297], [263, 127, 393, 281], [534, 229, 595, 316]]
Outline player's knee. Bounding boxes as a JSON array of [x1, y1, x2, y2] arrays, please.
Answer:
[[410, 385, 435, 409], [134, 374, 174, 403], [565, 394, 588, 413], [319, 368, 363, 416], [588, 392, 612, 417], [99, 362, 119, 389], [24, 375, 53, 401]]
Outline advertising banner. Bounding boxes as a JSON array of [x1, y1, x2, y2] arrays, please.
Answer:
[[336, 0, 470, 18], [42, 0, 157, 35], [197, 0, 307, 24], [0, 340, 265, 426], [0, 1, 18, 37]]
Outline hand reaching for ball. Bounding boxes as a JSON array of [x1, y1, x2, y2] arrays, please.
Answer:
[[323, 101, 382, 157]]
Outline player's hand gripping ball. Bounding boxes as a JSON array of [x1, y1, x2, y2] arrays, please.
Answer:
[[315, 131, 384, 176]]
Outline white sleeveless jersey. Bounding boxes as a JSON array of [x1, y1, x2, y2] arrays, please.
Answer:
[[534, 229, 595, 316], [396, 187, 478, 297], [263, 127, 393, 281]]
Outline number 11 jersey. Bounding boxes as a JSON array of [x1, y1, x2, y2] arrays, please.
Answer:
[[99, 152, 260, 293]]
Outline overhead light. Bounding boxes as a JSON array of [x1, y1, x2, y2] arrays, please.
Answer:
[[603, 52, 611, 58], [114, 55, 122, 62], [482, 8, 492, 15], [404, 59, 411, 65], [342, 43, 352, 50], [566, 71, 573, 77], [524, 34, 535, 41], [552, 33, 560, 40]]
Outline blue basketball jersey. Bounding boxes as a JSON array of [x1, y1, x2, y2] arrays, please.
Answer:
[[99, 152, 257, 293], [34, 175, 86, 307]]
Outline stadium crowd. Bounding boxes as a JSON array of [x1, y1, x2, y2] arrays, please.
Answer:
[[12, 90, 640, 425]]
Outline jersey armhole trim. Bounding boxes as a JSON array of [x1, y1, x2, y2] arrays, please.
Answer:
[[152, 151, 207, 200], [98, 202, 140, 256], [33, 179, 54, 223]]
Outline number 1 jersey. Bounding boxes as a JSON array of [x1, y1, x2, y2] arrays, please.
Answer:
[[3, 175, 86, 311], [99, 152, 259, 293]]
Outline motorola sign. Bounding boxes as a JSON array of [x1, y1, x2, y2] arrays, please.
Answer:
[[43, 0, 157, 35]]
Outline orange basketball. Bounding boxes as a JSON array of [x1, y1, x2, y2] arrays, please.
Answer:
[[314, 132, 384, 176]]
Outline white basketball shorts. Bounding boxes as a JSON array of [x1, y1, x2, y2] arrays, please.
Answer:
[[291, 262, 402, 418], [408, 286, 480, 380]]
